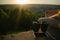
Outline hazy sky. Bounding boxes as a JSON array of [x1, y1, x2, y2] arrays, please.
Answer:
[[0, 0, 60, 5]]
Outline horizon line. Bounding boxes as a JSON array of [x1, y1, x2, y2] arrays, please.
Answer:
[[0, 3, 60, 5]]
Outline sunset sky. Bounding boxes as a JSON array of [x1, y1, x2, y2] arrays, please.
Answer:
[[0, 0, 60, 5]]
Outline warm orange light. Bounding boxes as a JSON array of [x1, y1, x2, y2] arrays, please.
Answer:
[[16, 0, 29, 4]]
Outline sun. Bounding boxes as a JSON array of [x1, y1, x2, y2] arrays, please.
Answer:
[[16, 0, 29, 4]]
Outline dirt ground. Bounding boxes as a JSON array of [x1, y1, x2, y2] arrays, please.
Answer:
[[1, 30, 49, 40]]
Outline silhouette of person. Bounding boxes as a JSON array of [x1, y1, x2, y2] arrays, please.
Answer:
[[41, 21, 48, 33], [33, 20, 40, 38]]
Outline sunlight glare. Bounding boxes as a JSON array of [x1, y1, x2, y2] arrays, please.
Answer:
[[16, 0, 29, 4]]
